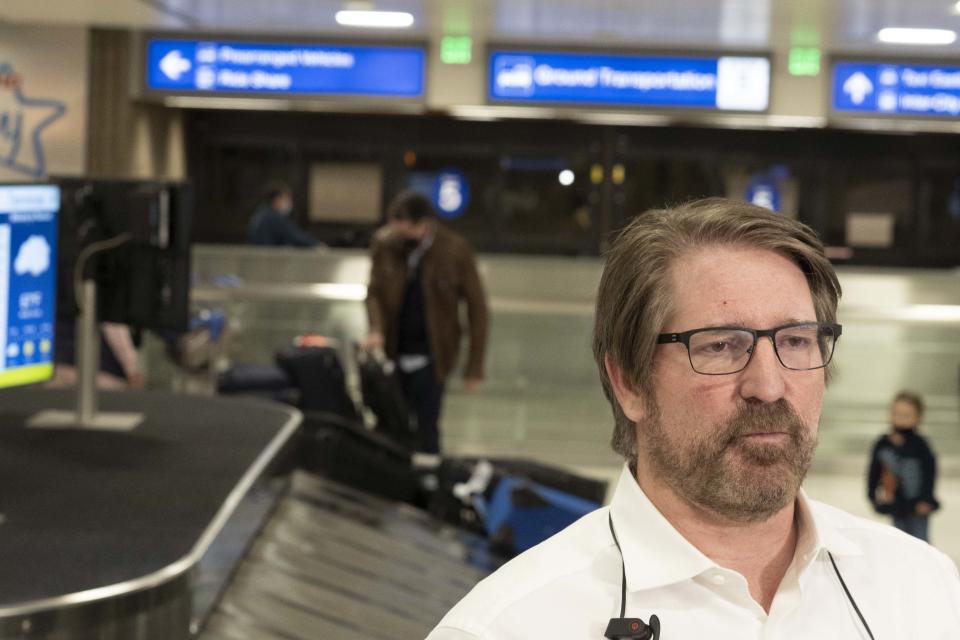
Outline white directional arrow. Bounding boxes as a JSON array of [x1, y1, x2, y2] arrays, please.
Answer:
[[159, 50, 192, 81], [843, 71, 874, 105]]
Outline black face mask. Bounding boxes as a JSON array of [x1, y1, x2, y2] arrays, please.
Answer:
[[893, 425, 917, 435]]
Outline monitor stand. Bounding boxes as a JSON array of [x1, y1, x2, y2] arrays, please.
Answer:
[[28, 280, 144, 432]]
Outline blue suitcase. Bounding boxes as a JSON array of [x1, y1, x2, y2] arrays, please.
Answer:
[[482, 475, 601, 555], [431, 458, 605, 557]]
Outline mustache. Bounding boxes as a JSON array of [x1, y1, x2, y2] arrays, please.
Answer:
[[720, 400, 806, 444]]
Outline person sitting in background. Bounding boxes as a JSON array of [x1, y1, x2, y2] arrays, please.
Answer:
[[867, 390, 940, 541], [247, 181, 317, 247]]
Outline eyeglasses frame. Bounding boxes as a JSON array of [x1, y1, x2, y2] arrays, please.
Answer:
[[655, 322, 843, 375]]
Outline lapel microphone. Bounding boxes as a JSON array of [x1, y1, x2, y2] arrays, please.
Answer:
[[605, 615, 660, 640], [607, 514, 661, 640]]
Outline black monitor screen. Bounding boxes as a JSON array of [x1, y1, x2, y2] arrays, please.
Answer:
[[56, 178, 192, 332]]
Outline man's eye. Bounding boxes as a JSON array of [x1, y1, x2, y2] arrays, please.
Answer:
[[780, 335, 812, 349], [696, 338, 745, 355]]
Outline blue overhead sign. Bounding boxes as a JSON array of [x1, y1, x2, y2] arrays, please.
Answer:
[[489, 51, 770, 111], [406, 169, 472, 220], [433, 169, 470, 220], [833, 62, 960, 117], [146, 39, 425, 98]]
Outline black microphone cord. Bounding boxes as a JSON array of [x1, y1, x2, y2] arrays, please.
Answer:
[[607, 514, 660, 640], [608, 513, 627, 619], [827, 551, 875, 640]]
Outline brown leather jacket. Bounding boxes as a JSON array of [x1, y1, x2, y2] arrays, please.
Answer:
[[366, 223, 488, 383]]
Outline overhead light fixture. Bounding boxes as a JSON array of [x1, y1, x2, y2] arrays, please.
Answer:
[[335, 10, 414, 28], [877, 27, 956, 45], [954, 1, 960, 15]]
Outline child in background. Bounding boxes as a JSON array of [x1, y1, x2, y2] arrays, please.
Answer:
[[867, 390, 940, 541]]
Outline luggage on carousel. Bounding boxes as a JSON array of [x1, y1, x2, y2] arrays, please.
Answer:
[[275, 344, 359, 420], [216, 363, 295, 403], [481, 458, 608, 504], [430, 457, 606, 557], [356, 349, 418, 449], [483, 474, 600, 556], [428, 458, 492, 536], [300, 411, 418, 503]]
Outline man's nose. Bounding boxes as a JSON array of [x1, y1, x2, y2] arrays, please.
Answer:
[[738, 337, 786, 403]]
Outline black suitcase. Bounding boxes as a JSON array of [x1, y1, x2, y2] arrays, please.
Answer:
[[429, 458, 489, 535], [275, 345, 359, 420], [216, 363, 295, 403], [356, 350, 418, 448], [300, 411, 418, 503]]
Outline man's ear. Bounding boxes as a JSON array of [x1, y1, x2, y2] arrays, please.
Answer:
[[604, 354, 648, 422]]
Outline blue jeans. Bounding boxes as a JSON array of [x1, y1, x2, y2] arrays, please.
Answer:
[[893, 514, 930, 542]]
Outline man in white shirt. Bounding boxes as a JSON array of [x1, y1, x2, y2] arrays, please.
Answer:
[[428, 198, 960, 639]]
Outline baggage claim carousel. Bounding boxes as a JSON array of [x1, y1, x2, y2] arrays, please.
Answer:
[[0, 389, 493, 639]]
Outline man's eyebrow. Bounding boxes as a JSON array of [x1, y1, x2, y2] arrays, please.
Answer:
[[693, 318, 818, 330], [694, 318, 751, 329], [778, 317, 819, 326]]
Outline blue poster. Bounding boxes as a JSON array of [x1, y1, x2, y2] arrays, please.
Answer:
[[489, 51, 769, 111], [0, 184, 58, 386], [834, 62, 960, 117], [146, 39, 425, 98]]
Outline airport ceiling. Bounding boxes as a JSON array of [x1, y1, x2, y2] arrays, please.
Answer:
[[4, 0, 960, 56]]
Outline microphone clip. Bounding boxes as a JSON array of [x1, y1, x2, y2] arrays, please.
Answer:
[[604, 614, 661, 640]]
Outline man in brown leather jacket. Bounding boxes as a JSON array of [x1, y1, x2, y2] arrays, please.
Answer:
[[364, 190, 488, 455]]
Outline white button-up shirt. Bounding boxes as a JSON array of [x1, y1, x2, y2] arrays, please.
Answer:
[[428, 465, 960, 639]]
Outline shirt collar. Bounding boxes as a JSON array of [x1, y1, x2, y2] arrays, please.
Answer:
[[608, 465, 863, 592], [609, 465, 715, 592], [794, 488, 863, 563]]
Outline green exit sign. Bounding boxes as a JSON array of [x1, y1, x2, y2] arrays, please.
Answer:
[[789, 47, 821, 76], [442, 36, 472, 64]]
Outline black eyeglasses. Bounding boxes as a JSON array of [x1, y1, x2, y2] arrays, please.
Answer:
[[657, 322, 842, 375]]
